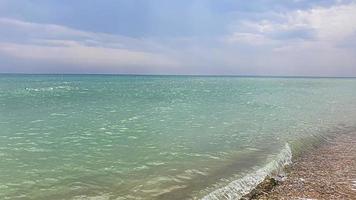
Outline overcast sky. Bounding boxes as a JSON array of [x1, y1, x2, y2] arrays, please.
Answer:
[[0, 0, 356, 76]]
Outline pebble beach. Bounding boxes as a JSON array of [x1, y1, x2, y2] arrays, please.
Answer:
[[245, 130, 356, 200]]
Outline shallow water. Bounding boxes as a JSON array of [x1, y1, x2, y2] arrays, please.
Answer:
[[0, 75, 356, 199]]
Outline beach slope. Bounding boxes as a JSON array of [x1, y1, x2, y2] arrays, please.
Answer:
[[247, 131, 356, 200]]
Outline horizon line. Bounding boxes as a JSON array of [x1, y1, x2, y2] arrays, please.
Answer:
[[0, 72, 356, 79], [0, 72, 356, 78]]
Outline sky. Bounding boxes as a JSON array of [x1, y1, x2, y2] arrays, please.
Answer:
[[0, 0, 356, 76]]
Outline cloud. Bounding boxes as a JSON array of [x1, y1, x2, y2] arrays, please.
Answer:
[[0, 18, 91, 38], [219, 2, 356, 76], [231, 2, 356, 43], [297, 3, 356, 41], [0, 17, 167, 51], [0, 18, 181, 73], [0, 42, 178, 70], [0, 1, 356, 76]]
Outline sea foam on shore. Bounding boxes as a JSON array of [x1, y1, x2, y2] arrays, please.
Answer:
[[247, 130, 356, 200], [203, 144, 292, 200]]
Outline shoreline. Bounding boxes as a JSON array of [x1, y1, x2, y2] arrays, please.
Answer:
[[241, 130, 356, 200]]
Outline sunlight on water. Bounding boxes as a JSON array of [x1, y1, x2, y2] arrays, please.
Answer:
[[0, 75, 356, 199]]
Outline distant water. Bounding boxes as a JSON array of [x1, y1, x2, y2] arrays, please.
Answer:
[[1, 75, 356, 200]]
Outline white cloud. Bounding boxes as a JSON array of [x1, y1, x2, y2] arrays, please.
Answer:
[[0, 42, 178, 68], [0, 18, 91, 39], [0, 18, 180, 72], [236, 2, 356, 43], [0, 17, 174, 52], [289, 3, 356, 41], [1, 1, 356, 76], [218, 2, 356, 76]]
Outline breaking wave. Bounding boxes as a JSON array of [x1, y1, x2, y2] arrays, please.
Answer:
[[202, 143, 292, 200]]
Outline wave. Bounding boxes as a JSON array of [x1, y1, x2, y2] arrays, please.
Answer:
[[25, 85, 79, 92], [202, 143, 292, 200]]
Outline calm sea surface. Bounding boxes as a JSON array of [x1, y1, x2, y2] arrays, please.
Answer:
[[1, 75, 356, 199]]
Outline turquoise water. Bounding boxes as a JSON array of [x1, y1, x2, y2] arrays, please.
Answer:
[[1, 75, 356, 200]]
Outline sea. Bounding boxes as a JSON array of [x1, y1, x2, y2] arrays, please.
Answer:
[[1, 74, 356, 200]]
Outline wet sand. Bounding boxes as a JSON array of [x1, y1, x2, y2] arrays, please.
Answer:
[[244, 131, 356, 200]]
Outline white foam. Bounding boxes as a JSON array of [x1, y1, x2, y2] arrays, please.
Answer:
[[351, 180, 356, 191], [202, 143, 292, 200]]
